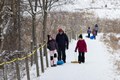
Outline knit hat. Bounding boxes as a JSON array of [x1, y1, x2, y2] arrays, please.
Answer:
[[47, 35, 50, 40], [79, 34, 83, 39], [47, 34, 53, 40], [58, 28, 63, 32]]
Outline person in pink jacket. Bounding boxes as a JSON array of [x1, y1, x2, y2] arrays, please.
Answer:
[[75, 34, 87, 63]]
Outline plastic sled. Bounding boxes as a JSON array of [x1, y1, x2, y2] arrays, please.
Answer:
[[57, 60, 64, 65], [71, 52, 79, 63], [71, 61, 78, 63], [90, 36, 95, 39]]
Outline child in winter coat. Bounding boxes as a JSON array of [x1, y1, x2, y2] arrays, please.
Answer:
[[92, 28, 96, 39], [75, 34, 87, 63], [87, 27, 91, 38], [47, 35, 58, 67]]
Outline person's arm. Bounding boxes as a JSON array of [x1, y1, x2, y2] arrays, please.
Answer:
[[65, 33, 69, 49], [55, 41, 58, 51], [56, 34, 59, 43], [47, 42, 50, 50], [75, 41, 79, 52], [84, 40, 87, 52]]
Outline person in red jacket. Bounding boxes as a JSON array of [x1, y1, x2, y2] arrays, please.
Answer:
[[75, 34, 87, 63]]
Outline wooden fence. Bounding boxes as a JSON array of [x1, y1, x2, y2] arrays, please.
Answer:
[[0, 42, 49, 80]]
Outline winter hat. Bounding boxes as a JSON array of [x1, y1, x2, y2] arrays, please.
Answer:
[[47, 35, 53, 41], [47, 35, 50, 38], [95, 24, 98, 27], [47, 35, 50, 41], [79, 34, 83, 39], [58, 28, 63, 32]]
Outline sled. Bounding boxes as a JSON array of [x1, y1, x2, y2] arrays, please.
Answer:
[[57, 60, 64, 65], [71, 52, 78, 63], [71, 61, 78, 63], [90, 36, 95, 39]]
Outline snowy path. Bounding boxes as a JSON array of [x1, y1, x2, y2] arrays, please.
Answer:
[[37, 34, 113, 80]]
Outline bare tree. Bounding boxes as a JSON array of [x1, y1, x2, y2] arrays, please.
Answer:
[[17, 0, 21, 51], [39, 0, 75, 42], [27, 0, 39, 48], [0, 0, 4, 53], [26, 0, 75, 45]]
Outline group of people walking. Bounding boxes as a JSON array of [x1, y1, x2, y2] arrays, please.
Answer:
[[87, 24, 99, 39], [47, 28, 69, 67], [47, 24, 99, 67]]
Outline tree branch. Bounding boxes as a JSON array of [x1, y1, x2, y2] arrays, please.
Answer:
[[28, 0, 34, 15]]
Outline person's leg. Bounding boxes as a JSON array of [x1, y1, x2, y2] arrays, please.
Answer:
[[57, 48, 61, 61], [49, 51, 54, 66], [78, 53, 80, 63], [61, 48, 66, 63], [94, 35, 96, 39], [78, 52, 82, 63], [93, 35, 96, 39], [88, 33, 90, 38], [53, 50, 58, 65], [96, 30, 98, 36], [81, 52, 85, 63]]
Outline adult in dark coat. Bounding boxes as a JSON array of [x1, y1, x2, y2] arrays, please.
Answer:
[[95, 24, 99, 36], [56, 28, 69, 63]]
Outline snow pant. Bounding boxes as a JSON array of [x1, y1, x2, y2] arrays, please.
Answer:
[[88, 33, 90, 38], [93, 35, 96, 39], [58, 47, 66, 63], [95, 30, 98, 36], [49, 50, 58, 66], [78, 52, 85, 63]]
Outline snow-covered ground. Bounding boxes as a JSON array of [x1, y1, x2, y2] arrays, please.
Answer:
[[21, 0, 120, 79], [22, 33, 120, 80]]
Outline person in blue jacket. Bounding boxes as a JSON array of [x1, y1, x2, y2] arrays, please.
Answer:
[[87, 27, 91, 38]]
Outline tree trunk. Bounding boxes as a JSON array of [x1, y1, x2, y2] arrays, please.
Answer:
[[32, 14, 37, 47], [43, 11, 48, 42], [17, 0, 21, 50], [42, 0, 48, 42], [0, 0, 4, 53], [28, 0, 37, 48]]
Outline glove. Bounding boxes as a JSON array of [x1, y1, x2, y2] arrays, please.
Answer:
[[65, 44, 68, 49], [75, 50, 77, 52], [66, 46, 69, 49]]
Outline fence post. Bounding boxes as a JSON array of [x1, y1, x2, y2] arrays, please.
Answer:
[[0, 25, 3, 50], [30, 41, 34, 66], [39, 44, 44, 73], [25, 53, 30, 80], [15, 56, 21, 80], [44, 41, 49, 68], [34, 46, 40, 77], [3, 64, 7, 80]]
